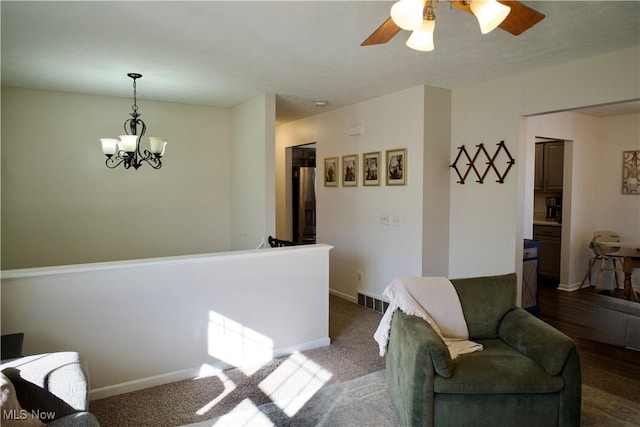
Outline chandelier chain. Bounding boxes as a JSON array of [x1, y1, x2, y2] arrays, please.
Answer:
[[131, 78, 138, 114]]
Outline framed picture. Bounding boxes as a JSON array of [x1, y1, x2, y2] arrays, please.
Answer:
[[386, 148, 407, 186], [342, 154, 358, 187], [622, 150, 640, 194], [324, 157, 339, 187], [363, 151, 381, 186]]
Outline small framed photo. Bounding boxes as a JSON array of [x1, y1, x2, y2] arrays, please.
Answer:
[[363, 151, 381, 186], [622, 150, 640, 194], [386, 148, 407, 186], [342, 154, 358, 187], [324, 157, 339, 187]]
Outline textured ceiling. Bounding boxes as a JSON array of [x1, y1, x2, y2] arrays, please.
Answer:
[[1, 1, 639, 123]]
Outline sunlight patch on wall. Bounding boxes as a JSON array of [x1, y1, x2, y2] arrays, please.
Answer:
[[207, 310, 274, 373], [258, 351, 332, 417]]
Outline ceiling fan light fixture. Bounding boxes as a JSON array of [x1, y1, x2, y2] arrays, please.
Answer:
[[470, 0, 511, 34], [391, 0, 424, 31], [406, 18, 435, 51]]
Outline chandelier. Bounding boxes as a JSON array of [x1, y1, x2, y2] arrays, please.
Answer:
[[392, 0, 511, 51], [99, 73, 167, 170]]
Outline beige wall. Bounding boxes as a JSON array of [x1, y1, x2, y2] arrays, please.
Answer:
[[450, 47, 640, 289], [597, 113, 640, 243], [230, 93, 276, 250], [1, 88, 233, 269], [276, 85, 451, 301], [276, 45, 639, 302], [3, 46, 639, 298]]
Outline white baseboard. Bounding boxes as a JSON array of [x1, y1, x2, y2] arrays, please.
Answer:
[[329, 288, 356, 303], [88, 337, 330, 401], [89, 365, 218, 401], [273, 337, 331, 358], [558, 282, 585, 292]]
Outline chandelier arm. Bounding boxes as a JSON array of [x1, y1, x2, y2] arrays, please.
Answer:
[[105, 155, 125, 169], [140, 149, 163, 169], [135, 120, 147, 157], [129, 119, 147, 169]]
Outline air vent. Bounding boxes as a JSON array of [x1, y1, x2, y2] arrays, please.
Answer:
[[357, 292, 389, 314]]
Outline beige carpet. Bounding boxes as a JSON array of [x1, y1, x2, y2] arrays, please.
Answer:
[[183, 370, 640, 427], [91, 295, 385, 426], [91, 295, 640, 426]]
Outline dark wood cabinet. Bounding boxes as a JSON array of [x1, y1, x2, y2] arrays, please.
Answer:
[[534, 142, 564, 192], [533, 224, 561, 279]]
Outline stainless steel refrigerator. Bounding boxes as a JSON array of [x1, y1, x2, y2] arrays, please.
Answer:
[[292, 166, 316, 244]]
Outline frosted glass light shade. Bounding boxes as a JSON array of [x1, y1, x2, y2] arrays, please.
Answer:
[[406, 19, 435, 51], [391, 0, 424, 31], [119, 135, 138, 153], [149, 137, 167, 156], [470, 0, 511, 34], [100, 138, 118, 156]]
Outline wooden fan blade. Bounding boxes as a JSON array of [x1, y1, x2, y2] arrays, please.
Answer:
[[361, 17, 402, 46], [497, 1, 545, 35], [452, 1, 545, 36]]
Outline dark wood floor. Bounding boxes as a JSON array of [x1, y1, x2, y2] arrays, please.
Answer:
[[537, 279, 640, 403]]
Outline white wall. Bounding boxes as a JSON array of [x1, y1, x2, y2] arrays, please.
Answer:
[[450, 47, 640, 290], [597, 113, 640, 243], [1, 88, 232, 269], [276, 86, 451, 301], [450, 76, 522, 279], [230, 94, 277, 250], [1, 245, 332, 398], [422, 86, 451, 276]]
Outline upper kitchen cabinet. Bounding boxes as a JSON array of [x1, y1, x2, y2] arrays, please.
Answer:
[[535, 141, 564, 192]]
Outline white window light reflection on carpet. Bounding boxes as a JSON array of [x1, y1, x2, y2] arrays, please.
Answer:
[[258, 352, 333, 417], [194, 352, 333, 424], [194, 368, 237, 417], [202, 311, 333, 420], [205, 398, 275, 427]]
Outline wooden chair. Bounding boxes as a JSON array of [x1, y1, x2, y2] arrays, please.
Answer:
[[579, 231, 624, 290]]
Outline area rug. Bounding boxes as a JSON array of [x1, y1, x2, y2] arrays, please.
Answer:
[[184, 370, 640, 427]]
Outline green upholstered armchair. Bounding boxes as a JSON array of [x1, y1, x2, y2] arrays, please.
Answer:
[[385, 273, 581, 427]]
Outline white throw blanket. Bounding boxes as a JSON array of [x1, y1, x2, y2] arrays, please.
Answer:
[[374, 276, 483, 359]]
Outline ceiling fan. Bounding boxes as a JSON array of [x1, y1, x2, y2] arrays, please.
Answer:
[[362, 0, 545, 51]]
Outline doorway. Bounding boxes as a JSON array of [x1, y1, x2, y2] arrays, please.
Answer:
[[523, 102, 639, 291], [291, 144, 316, 244], [532, 137, 564, 283]]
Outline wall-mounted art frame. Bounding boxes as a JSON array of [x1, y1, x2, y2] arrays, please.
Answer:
[[342, 154, 358, 187], [386, 148, 406, 186], [324, 156, 338, 187], [622, 150, 640, 194], [363, 151, 380, 186]]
